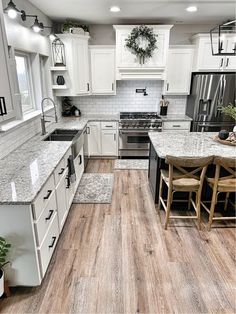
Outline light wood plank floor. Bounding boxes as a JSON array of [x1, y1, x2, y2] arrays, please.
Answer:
[[1, 159, 235, 314]]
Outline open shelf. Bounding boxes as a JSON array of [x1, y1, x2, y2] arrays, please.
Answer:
[[50, 66, 67, 71], [52, 85, 68, 90]]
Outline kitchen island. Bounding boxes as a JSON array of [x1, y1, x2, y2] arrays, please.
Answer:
[[148, 132, 236, 203]]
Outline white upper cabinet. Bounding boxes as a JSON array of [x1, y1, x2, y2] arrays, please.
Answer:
[[164, 46, 194, 95], [55, 34, 90, 96], [0, 4, 16, 123], [113, 25, 173, 80], [192, 34, 236, 71], [90, 47, 116, 95]]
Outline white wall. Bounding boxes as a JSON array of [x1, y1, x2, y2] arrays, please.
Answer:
[[0, 0, 53, 159], [88, 23, 215, 45], [72, 80, 187, 115]]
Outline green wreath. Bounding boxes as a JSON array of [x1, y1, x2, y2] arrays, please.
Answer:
[[125, 25, 157, 65]]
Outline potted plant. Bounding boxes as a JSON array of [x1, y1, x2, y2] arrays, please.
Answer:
[[219, 103, 236, 132], [62, 20, 89, 35], [0, 237, 11, 297]]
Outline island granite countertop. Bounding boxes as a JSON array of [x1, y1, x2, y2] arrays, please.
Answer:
[[149, 132, 236, 159]]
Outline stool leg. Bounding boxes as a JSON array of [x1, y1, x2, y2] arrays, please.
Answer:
[[208, 190, 217, 231], [164, 186, 172, 230], [224, 192, 230, 211], [157, 176, 163, 212], [188, 191, 192, 210], [196, 191, 201, 230]]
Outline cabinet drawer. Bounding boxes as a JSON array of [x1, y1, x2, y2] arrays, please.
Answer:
[[38, 213, 59, 277], [54, 157, 67, 187], [163, 121, 191, 130], [33, 175, 55, 220], [101, 121, 117, 129], [34, 191, 57, 246]]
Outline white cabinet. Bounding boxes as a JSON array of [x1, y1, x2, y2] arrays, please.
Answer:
[[192, 34, 236, 71], [55, 170, 68, 232], [87, 121, 102, 156], [90, 47, 116, 94], [162, 120, 191, 132], [0, 4, 16, 122], [87, 121, 118, 157], [101, 122, 118, 156], [55, 34, 90, 96], [113, 25, 173, 80], [164, 46, 194, 95]]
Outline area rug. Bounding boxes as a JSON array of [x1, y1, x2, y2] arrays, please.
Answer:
[[114, 159, 149, 170], [73, 173, 114, 204]]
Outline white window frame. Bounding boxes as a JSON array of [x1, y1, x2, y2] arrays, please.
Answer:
[[15, 51, 36, 115]]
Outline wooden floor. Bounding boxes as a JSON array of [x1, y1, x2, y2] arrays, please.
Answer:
[[1, 159, 236, 314]]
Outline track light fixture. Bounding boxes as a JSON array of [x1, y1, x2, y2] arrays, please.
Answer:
[[4, 0, 23, 19]]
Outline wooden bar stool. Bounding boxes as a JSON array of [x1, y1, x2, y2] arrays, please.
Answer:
[[158, 155, 213, 230], [201, 156, 236, 230]]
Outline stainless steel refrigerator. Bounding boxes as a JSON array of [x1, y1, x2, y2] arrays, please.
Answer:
[[186, 73, 236, 132]]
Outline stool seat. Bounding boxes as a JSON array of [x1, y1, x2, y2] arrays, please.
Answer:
[[161, 170, 200, 191], [206, 177, 236, 192]]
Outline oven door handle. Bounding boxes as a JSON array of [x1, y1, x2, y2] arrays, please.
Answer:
[[119, 130, 149, 134]]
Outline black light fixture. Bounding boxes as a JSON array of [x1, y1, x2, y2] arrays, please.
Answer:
[[4, 0, 23, 19], [21, 12, 44, 33], [52, 37, 66, 66], [210, 20, 236, 56], [43, 26, 57, 41]]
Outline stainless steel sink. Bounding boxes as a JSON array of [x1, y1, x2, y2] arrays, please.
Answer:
[[43, 129, 79, 141], [43, 129, 84, 160]]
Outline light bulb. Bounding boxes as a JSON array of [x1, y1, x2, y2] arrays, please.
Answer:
[[49, 34, 56, 41], [110, 6, 121, 12], [7, 8, 17, 19], [186, 6, 197, 12], [33, 25, 41, 33]]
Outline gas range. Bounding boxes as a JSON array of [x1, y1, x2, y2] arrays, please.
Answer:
[[119, 112, 162, 158], [119, 112, 162, 131]]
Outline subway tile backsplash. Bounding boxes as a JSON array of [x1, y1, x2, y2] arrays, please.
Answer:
[[73, 80, 187, 114]]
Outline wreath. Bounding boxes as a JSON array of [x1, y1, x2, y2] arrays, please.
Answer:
[[125, 25, 157, 65]]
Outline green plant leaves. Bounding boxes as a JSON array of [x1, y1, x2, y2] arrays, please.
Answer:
[[0, 237, 11, 268]]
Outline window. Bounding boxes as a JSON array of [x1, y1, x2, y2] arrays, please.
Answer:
[[15, 53, 35, 114]]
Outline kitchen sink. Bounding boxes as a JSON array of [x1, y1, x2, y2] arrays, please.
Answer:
[[43, 129, 80, 141]]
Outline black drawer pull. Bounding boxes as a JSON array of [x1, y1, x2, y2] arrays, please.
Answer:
[[79, 155, 82, 165], [43, 190, 52, 200], [172, 125, 181, 127], [0, 97, 7, 116], [66, 175, 70, 188], [58, 168, 65, 175], [45, 210, 54, 221], [48, 236, 57, 248], [105, 125, 113, 128]]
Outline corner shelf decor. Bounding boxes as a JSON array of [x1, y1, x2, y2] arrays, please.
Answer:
[[125, 25, 158, 65]]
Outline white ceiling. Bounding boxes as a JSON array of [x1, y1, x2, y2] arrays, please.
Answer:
[[29, 0, 235, 24]]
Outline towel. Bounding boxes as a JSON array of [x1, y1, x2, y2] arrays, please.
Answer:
[[67, 155, 76, 184]]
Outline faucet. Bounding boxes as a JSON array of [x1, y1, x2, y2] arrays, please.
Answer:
[[41, 97, 58, 135]]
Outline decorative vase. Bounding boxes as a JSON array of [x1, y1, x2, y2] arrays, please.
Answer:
[[56, 75, 65, 86], [0, 269, 4, 297]]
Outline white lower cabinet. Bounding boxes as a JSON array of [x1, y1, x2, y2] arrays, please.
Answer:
[[0, 145, 85, 287], [87, 121, 102, 156], [88, 121, 118, 157]]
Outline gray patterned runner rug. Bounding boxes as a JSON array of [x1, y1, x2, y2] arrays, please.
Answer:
[[73, 173, 114, 204], [114, 159, 149, 170]]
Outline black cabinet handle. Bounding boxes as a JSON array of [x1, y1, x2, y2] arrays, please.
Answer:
[[79, 155, 82, 165], [45, 210, 54, 221], [172, 125, 181, 127], [87, 126, 90, 134], [87, 83, 90, 92], [226, 58, 229, 67], [48, 236, 57, 248], [43, 190, 52, 200], [0, 97, 7, 116], [166, 83, 169, 91], [66, 175, 70, 188], [58, 168, 65, 175]]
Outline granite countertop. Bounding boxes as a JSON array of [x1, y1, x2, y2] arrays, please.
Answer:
[[160, 114, 192, 122], [0, 114, 120, 205], [149, 132, 236, 159]]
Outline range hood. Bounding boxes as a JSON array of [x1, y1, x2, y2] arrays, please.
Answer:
[[113, 25, 173, 80]]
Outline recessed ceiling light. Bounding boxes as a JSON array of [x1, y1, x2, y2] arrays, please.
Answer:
[[110, 6, 121, 13], [186, 6, 198, 12]]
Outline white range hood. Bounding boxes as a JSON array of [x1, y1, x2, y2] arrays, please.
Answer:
[[113, 25, 173, 80]]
